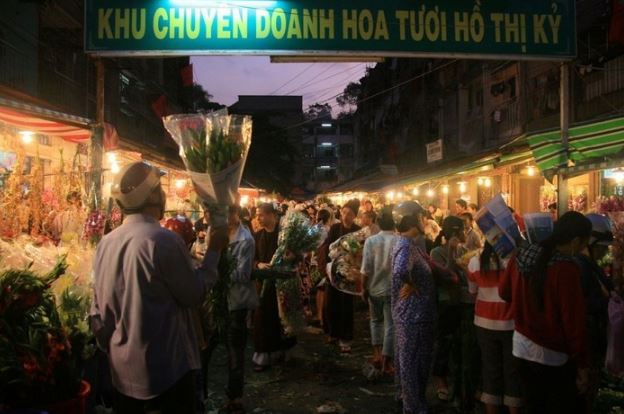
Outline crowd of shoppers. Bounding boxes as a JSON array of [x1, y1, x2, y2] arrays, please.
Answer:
[[90, 163, 619, 414]]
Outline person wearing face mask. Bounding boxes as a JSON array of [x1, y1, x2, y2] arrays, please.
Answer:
[[391, 201, 459, 414], [90, 162, 229, 414], [322, 200, 361, 353], [500, 211, 592, 414]]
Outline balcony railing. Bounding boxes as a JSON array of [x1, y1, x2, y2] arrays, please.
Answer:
[[0, 38, 37, 94], [490, 98, 523, 143], [38, 69, 86, 117]]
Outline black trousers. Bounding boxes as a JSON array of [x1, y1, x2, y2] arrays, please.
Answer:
[[203, 309, 248, 400], [517, 357, 584, 414], [432, 303, 461, 377], [324, 284, 354, 341], [113, 371, 195, 414]]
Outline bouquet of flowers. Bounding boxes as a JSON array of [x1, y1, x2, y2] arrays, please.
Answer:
[[0, 256, 95, 410], [328, 227, 370, 295], [82, 210, 106, 246], [200, 251, 236, 342], [269, 212, 322, 334], [595, 195, 624, 213], [568, 191, 588, 212], [596, 196, 624, 289], [164, 110, 252, 227]]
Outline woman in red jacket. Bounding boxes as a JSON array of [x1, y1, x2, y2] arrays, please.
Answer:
[[499, 211, 591, 414]]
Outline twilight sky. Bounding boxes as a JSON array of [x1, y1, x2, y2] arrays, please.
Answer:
[[191, 56, 370, 112]]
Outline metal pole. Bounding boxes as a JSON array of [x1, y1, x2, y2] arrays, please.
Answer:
[[557, 62, 570, 218], [90, 59, 105, 211]]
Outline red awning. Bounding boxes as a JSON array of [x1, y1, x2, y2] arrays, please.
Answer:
[[0, 106, 91, 143]]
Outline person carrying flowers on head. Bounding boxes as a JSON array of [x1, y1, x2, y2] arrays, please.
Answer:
[[499, 211, 591, 414], [90, 162, 229, 414]]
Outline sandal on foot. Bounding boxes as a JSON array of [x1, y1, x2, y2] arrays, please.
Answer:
[[436, 388, 450, 401], [219, 401, 246, 414], [253, 363, 269, 373]]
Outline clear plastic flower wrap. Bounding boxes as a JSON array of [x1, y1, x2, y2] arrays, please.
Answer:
[[163, 109, 252, 226], [268, 211, 322, 335], [327, 227, 371, 295]]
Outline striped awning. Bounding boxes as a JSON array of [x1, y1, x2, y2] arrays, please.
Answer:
[[528, 116, 624, 172], [0, 106, 91, 143]]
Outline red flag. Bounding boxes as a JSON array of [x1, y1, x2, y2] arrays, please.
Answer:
[[151, 94, 168, 118], [610, 0, 624, 46], [103, 122, 119, 151], [180, 64, 193, 86]]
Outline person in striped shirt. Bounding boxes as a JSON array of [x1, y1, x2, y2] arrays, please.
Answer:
[[467, 241, 522, 414]]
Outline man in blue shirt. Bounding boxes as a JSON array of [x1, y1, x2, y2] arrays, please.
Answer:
[[361, 213, 397, 374]]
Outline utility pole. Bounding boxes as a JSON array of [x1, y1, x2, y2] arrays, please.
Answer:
[[90, 58, 105, 211], [557, 62, 570, 218]]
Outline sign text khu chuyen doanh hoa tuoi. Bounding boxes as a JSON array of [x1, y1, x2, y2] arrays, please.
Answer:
[[86, 0, 576, 59]]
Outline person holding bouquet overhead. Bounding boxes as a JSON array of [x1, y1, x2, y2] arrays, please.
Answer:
[[203, 205, 258, 414], [90, 162, 228, 414]]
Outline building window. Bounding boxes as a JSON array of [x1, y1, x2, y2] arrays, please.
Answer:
[[38, 135, 51, 146], [301, 144, 314, 158], [119, 73, 131, 106], [339, 124, 353, 135], [318, 169, 336, 181], [339, 144, 353, 158]]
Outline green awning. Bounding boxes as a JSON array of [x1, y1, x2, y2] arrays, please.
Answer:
[[497, 149, 532, 166], [528, 116, 624, 172]]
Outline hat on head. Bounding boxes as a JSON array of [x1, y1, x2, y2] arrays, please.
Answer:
[[586, 213, 614, 246], [441, 216, 465, 239]]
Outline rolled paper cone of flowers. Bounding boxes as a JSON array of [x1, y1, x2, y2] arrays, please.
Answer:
[[164, 110, 252, 227]]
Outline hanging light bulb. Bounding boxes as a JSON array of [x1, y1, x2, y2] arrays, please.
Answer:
[[412, 188, 419, 196], [527, 166, 535, 176], [175, 179, 186, 189], [20, 131, 34, 144], [485, 178, 492, 188], [477, 177, 484, 186], [111, 162, 120, 174], [427, 189, 434, 198], [397, 191, 404, 199], [459, 182, 467, 193], [442, 185, 449, 194], [386, 191, 395, 201]]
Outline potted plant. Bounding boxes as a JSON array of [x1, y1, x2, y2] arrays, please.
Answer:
[[0, 256, 95, 414]]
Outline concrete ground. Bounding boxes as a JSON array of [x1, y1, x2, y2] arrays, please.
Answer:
[[204, 305, 472, 414]]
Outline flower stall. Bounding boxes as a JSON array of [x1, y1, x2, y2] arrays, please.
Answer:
[[0, 107, 99, 412]]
